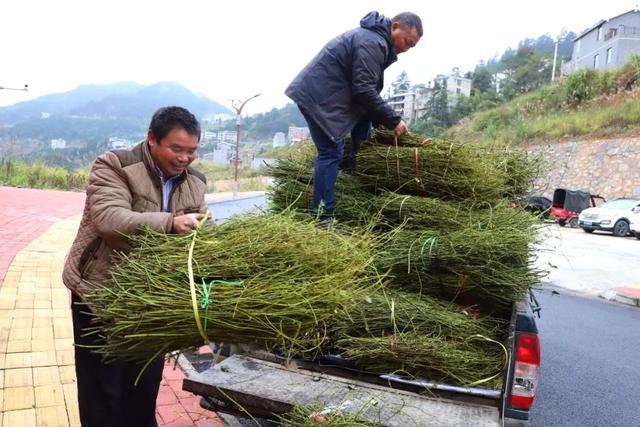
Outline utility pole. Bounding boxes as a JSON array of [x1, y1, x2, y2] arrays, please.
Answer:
[[551, 38, 559, 82], [230, 93, 261, 198]]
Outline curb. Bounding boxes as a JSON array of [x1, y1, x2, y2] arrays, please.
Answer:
[[600, 286, 640, 307], [613, 288, 640, 307]]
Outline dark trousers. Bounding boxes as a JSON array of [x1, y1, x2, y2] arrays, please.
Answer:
[[300, 109, 371, 217], [72, 293, 164, 427]]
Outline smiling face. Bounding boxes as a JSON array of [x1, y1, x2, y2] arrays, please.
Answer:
[[147, 128, 199, 177], [390, 22, 421, 54]]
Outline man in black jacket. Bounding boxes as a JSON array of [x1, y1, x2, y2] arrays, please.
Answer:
[[286, 11, 422, 220]]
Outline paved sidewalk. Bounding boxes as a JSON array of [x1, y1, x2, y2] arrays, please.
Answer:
[[534, 224, 640, 307], [0, 187, 224, 427]]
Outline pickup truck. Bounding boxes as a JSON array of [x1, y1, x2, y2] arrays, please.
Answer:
[[180, 292, 541, 427], [185, 196, 542, 426]]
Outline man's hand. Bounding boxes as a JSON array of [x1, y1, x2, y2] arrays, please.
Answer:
[[173, 213, 206, 234], [394, 120, 409, 137]]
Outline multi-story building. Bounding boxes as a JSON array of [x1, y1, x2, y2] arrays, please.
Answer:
[[385, 74, 472, 123], [272, 132, 286, 147], [562, 9, 640, 75], [287, 126, 309, 143], [433, 74, 472, 99], [216, 130, 237, 143], [201, 141, 235, 164], [387, 92, 417, 122]]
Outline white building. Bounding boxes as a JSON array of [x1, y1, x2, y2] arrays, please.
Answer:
[[108, 137, 133, 150], [216, 130, 237, 143], [273, 132, 286, 147], [385, 74, 473, 123], [50, 139, 66, 149], [433, 74, 472, 99], [201, 142, 235, 164], [201, 131, 216, 142], [387, 92, 417, 122]]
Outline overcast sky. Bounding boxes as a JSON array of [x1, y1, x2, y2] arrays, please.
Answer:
[[0, 1, 634, 114]]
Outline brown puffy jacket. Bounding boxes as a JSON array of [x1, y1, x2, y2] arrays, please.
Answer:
[[62, 140, 207, 296]]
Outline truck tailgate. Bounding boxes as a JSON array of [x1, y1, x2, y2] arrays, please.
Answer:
[[183, 354, 500, 427]]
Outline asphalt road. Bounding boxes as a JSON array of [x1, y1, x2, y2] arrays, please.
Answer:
[[529, 288, 640, 427]]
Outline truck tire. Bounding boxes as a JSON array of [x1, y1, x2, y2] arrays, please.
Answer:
[[558, 219, 566, 227], [613, 220, 630, 237], [635, 232, 640, 240], [583, 228, 594, 233], [568, 217, 578, 228]]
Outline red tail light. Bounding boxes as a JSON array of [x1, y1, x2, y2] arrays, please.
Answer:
[[510, 333, 541, 410]]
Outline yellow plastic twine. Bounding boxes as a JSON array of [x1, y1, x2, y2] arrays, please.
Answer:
[[188, 212, 212, 344]]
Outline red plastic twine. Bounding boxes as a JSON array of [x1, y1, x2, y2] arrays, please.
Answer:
[[414, 147, 428, 196], [459, 273, 468, 291], [389, 334, 396, 351]]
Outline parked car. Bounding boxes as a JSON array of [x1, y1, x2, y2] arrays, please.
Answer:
[[523, 196, 552, 219], [578, 198, 640, 236], [550, 188, 605, 227], [630, 206, 640, 239]]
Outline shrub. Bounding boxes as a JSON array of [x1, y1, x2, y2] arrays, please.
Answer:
[[563, 69, 600, 106]]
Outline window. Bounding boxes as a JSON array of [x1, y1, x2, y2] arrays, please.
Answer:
[[456, 79, 461, 86], [576, 39, 581, 53], [597, 26, 603, 41], [607, 48, 613, 64], [456, 88, 461, 94], [594, 54, 600, 68]]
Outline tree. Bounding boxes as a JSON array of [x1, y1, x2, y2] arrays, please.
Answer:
[[471, 68, 494, 94], [424, 80, 451, 126], [501, 47, 552, 94], [391, 70, 412, 95]]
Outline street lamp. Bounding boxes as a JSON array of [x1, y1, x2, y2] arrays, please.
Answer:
[[0, 84, 28, 92], [230, 93, 261, 198]]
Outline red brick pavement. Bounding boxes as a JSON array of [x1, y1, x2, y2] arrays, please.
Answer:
[[0, 186, 86, 283], [0, 186, 224, 427]]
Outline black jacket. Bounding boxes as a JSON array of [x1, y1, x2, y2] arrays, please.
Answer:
[[285, 11, 402, 142]]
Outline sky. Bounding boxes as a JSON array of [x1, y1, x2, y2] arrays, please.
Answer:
[[0, 1, 635, 115]]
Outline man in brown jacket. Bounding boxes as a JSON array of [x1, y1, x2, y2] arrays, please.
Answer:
[[63, 106, 208, 427]]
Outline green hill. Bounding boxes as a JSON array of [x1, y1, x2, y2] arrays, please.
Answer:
[[449, 54, 640, 145]]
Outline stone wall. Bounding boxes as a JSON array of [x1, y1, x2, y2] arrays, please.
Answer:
[[523, 137, 640, 199]]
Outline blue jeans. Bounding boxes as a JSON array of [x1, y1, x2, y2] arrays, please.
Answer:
[[301, 109, 371, 217], [343, 118, 372, 171]]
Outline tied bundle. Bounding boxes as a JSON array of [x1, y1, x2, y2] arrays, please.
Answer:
[[375, 209, 542, 310], [354, 140, 506, 202], [330, 290, 507, 386], [337, 332, 506, 387], [82, 213, 381, 362]]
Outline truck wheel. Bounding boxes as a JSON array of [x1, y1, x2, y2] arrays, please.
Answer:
[[635, 232, 640, 240], [583, 228, 594, 233], [613, 220, 630, 237], [568, 217, 578, 228], [558, 219, 566, 227]]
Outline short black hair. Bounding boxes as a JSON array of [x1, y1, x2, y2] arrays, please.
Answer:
[[392, 12, 423, 37], [149, 106, 201, 143]]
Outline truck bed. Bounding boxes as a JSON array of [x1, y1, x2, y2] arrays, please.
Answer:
[[182, 354, 501, 427]]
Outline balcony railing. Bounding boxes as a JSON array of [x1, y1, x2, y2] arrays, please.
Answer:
[[604, 25, 640, 41]]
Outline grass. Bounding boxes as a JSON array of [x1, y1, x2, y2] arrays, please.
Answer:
[[0, 158, 271, 193], [191, 161, 270, 192], [0, 159, 88, 191], [451, 55, 640, 144]]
